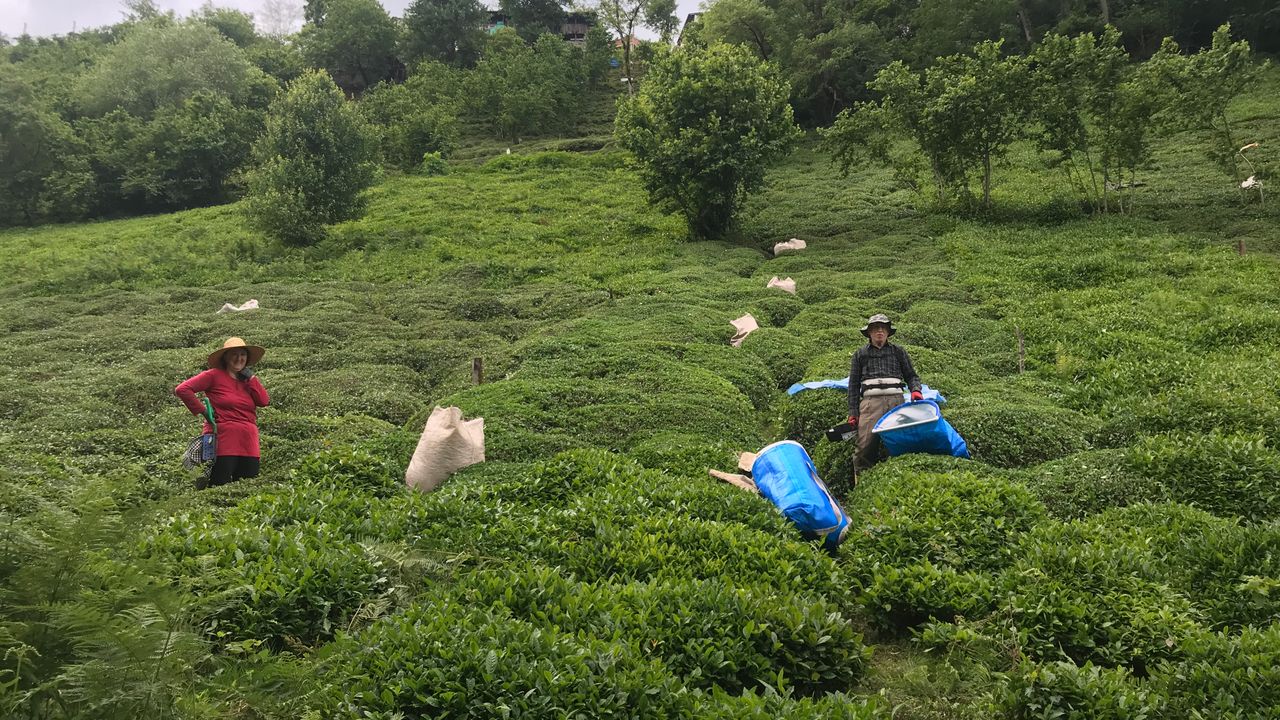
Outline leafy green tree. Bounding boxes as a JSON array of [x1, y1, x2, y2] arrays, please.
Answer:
[[698, 0, 892, 125], [242, 70, 378, 245], [0, 70, 94, 225], [1028, 28, 1171, 213], [75, 21, 276, 118], [646, 0, 679, 43], [583, 25, 613, 87], [1027, 29, 1127, 212], [464, 29, 584, 139], [360, 79, 459, 171], [299, 0, 401, 96], [247, 36, 308, 85], [84, 93, 263, 212], [825, 40, 1030, 210], [500, 0, 566, 42], [615, 43, 799, 239], [193, 3, 259, 47], [1145, 24, 1266, 190], [700, 0, 778, 60], [597, 0, 673, 93], [402, 0, 488, 67]]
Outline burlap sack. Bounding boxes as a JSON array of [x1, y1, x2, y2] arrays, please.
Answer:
[[405, 406, 485, 492], [729, 313, 759, 347], [773, 238, 807, 255], [767, 276, 796, 294]]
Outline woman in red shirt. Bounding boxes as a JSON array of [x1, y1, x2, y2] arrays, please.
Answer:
[[175, 337, 271, 489]]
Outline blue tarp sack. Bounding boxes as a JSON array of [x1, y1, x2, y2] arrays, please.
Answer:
[[751, 440, 851, 551], [872, 399, 970, 459], [786, 378, 946, 405]]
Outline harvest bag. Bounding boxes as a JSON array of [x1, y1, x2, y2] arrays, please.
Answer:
[[751, 440, 851, 551], [872, 399, 970, 459], [405, 406, 485, 492]]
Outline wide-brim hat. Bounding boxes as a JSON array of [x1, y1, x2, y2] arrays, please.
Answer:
[[860, 313, 896, 338], [207, 337, 265, 369]]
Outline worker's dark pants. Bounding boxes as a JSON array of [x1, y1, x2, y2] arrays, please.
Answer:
[[854, 394, 902, 475], [201, 456, 260, 489]]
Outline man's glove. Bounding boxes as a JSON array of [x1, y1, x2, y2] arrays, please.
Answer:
[[847, 416, 858, 428], [238, 366, 255, 381], [910, 391, 923, 401]]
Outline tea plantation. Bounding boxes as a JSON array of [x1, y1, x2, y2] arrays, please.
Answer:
[[1, 69, 1278, 719]]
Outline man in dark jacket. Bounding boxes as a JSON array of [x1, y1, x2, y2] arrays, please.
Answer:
[[847, 314, 922, 476]]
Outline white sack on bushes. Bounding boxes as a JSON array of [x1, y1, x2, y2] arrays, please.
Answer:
[[767, 276, 796, 294], [217, 299, 260, 314], [405, 406, 485, 492], [773, 238, 807, 255], [729, 313, 759, 347]]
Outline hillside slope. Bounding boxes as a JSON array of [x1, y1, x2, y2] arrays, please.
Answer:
[[0, 71, 1278, 718]]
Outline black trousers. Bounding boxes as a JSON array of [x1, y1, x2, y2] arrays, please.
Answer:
[[204, 455, 261, 488]]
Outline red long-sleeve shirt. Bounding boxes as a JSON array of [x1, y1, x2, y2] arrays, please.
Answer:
[[175, 369, 270, 458]]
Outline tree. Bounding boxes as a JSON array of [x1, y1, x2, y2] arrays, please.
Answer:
[[645, 0, 678, 43], [75, 21, 276, 118], [499, 0, 566, 42], [1145, 24, 1266, 191], [597, 0, 671, 93], [299, 0, 400, 96], [464, 29, 586, 139], [1028, 28, 1169, 213], [825, 40, 1030, 210], [194, 3, 259, 47], [242, 70, 378, 245], [360, 78, 459, 171], [0, 70, 94, 225], [615, 43, 799, 239], [401, 0, 488, 68]]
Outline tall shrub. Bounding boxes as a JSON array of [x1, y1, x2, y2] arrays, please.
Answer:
[[1030, 28, 1169, 213], [242, 70, 377, 245], [615, 43, 799, 239], [824, 40, 1030, 210]]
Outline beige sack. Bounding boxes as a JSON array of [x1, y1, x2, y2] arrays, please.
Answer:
[[767, 276, 796, 294], [709, 468, 758, 493], [773, 238, 807, 255], [405, 406, 485, 492], [729, 313, 759, 347]]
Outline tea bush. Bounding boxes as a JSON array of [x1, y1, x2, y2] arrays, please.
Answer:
[[290, 445, 404, 497], [777, 390, 849, 448], [141, 513, 387, 648], [999, 661, 1164, 719], [1018, 449, 1168, 520], [534, 514, 848, 604], [862, 561, 996, 632], [1154, 624, 1280, 719], [1127, 431, 1280, 522], [577, 470, 792, 535], [946, 396, 1098, 467], [1002, 520, 1204, 671], [844, 468, 1047, 575], [740, 327, 813, 389], [314, 599, 694, 718], [459, 565, 871, 695], [627, 431, 740, 479]]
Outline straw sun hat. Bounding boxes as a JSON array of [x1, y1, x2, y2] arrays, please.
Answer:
[[206, 337, 265, 369]]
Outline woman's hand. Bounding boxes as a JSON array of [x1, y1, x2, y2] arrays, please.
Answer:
[[238, 366, 255, 381]]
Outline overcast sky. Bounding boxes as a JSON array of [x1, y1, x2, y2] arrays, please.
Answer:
[[0, 0, 701, 41]]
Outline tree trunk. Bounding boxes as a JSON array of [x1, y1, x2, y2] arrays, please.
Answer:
[[1016, 2, 1033, 45], [982, 153, 992, 209], [623, 40, 633, 95], [1099, 0, 1110, 25]]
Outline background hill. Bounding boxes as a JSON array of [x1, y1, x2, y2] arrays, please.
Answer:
[[0, 33, 1278, 720]]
